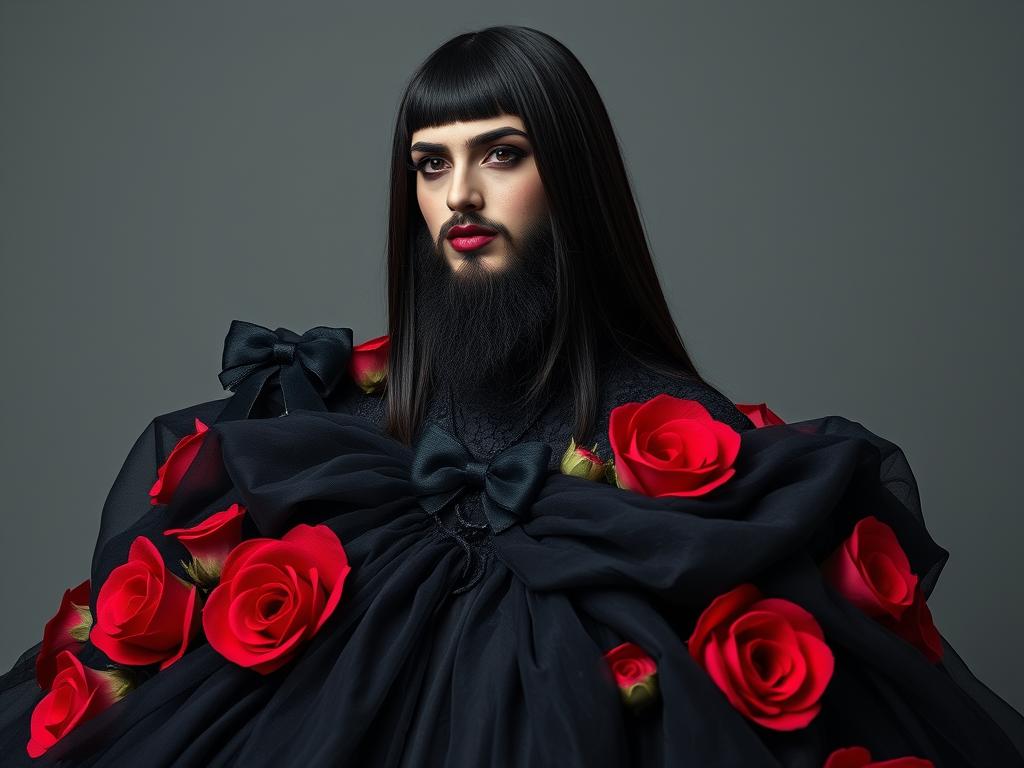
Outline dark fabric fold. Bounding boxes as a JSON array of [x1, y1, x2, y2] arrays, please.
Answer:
[[2, 408, 1021, 767]]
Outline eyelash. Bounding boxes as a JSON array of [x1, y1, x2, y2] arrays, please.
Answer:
[[406, 146, 526, 177]]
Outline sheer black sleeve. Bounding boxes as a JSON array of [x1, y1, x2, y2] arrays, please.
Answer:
[[89, 397, 231, 585]]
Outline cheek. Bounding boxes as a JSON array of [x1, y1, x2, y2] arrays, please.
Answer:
[[523, 176, 548, 217], [416, 183, 444, 238], [502, 173, 548, 230]]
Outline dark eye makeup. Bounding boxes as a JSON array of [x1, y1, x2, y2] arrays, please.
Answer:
[[405, 146, 527, 177]]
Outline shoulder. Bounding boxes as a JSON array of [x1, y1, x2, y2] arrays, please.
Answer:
[[326, 381, 387, 427], [98, 396, 231, 539], [131, 319, 392, 449], [585, 352, 755, 455], [147, 389, 387, 445], [117, 397, 233, 477], [152, 397, 231, 435]]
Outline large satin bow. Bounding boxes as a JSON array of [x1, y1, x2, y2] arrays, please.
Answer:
[[410, 422, 552, 535], [216, 320, 353, 422]]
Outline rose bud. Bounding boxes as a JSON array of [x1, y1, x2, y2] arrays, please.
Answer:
[[560, 437, 609, 481], [26, 650, 134, 759], [164, 502, 247, 586], [688, 582, 834, 731], [90, 535, 201, 671], [603, 641, 659, 713], [36, 579, 92, 690], [349, 334, 389, 394], [203, 523, 351, 675], [822, 516, 918, 622], [824, 745, 934, 767], [608, 394, 740, 498], [149, 417, 210, 506], [735, 402, 785, 428]]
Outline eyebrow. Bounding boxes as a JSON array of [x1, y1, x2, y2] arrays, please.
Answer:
[[409, 126, 530, 155]]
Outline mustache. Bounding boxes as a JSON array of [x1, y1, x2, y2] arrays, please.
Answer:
[[439, 214, 508, 242]]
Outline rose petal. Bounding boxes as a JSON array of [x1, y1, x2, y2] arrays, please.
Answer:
[[157, 585, 200, 671], [688, 583, 762, 654]]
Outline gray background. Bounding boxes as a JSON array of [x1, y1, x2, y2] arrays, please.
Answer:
[[2, 1, 1021, 711]]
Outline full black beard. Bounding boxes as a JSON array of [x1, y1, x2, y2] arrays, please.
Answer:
[[413, 216, 557, 402]]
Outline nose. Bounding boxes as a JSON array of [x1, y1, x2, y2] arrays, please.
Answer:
[[446, 165, 484, 212]]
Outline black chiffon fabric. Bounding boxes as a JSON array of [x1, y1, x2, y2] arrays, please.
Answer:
[[2, 337, 1023, 767]]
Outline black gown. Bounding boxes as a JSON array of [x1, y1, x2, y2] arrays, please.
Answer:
[[2, 321, 1023, 768]]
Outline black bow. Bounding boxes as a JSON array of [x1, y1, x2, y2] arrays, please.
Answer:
[[410, 422, 552, 535], [216, 320, 353, 422]]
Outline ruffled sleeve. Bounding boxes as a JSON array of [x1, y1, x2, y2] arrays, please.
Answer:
[[89, 398, 231, 599]]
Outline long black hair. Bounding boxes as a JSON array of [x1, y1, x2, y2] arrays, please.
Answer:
[[385, 25, 712, 445]]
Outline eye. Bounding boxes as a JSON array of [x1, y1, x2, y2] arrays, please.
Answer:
[[486, 146, 525, 166], [407, 146, 526, 178], [408, 157, 447, 176]]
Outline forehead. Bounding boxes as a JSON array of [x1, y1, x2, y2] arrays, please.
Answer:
[[410, 114, 526, 147]]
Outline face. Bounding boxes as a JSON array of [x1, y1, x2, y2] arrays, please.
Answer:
[[408, 114, 558, 398], [409, 114, 549, 273]]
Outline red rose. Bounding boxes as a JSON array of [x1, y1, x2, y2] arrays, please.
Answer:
[[349, 334, 389, 394], [603, 641, 659, 710], [90, 535, 201, 670], [149, 417, 210, 506], [822, 516, 918, 622], [736, 402, 785, 428], [822, 516, 942, 663], [164, 502, 247, 582], [202, 523, 351, 674], [823, 745, 934, 767], [36, 579, 92, 690], [687, 583, 834, 731], [881, 584, 943, 663], [608, 393, 740, 497], [26, 650, 128, 758]]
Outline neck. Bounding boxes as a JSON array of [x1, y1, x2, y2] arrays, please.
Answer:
[[441, 344, 569, 417], [442, 358, 548, 410]]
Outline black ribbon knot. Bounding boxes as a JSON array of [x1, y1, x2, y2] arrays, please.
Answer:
[[216, 320, 353, 422], [409, 422, 552, 536]]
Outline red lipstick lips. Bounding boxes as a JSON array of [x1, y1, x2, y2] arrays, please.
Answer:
[[447, 224, 498, 253]]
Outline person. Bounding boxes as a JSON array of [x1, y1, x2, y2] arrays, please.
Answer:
[[1, 25, 1022, 768]]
